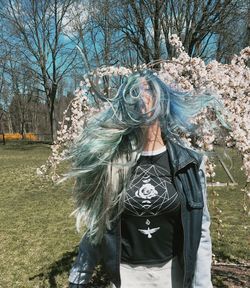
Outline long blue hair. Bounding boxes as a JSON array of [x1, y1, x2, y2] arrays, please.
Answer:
[[64, 70, 228, 244]]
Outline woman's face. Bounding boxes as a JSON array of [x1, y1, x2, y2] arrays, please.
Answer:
[[139, 77, 154, 114]]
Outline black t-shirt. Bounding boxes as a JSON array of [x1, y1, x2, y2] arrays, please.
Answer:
[[121, 147, 183, 264]]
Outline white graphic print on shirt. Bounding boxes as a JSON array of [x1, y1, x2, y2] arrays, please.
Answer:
[[138, 226, 160, 238], [138, 219, 160, 238], [125, 164, 178, 217]]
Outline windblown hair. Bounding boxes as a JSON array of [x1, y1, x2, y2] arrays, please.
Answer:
[[65, 70, 228, 244]]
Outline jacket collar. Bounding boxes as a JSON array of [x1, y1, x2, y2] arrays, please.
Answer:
[[166, 138, 202, 174]]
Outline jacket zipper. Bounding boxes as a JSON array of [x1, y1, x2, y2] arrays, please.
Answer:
[[117, 218, 122, 288], [173, 170, 187, 288]]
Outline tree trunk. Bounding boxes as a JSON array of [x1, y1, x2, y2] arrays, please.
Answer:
[[0, 114, 6, 145], [48, 83, 58, 143], [7, 112, 13, 133]]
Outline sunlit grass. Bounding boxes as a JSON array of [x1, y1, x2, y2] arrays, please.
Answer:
[[0, 143, 78, 288], [208, 146, 249, 262], [0, 143, 248, 287]]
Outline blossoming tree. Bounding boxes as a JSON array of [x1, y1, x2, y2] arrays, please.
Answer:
[[35, 35, 250, 278], [37, 35, 250, 211]]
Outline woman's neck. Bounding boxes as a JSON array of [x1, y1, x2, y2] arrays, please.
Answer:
[[143, 121, 165, 152]]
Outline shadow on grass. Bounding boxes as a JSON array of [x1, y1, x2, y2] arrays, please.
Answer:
[[29, 247, 78, 287], [29, 247, 110, 288], [212, 264, 250, 288]]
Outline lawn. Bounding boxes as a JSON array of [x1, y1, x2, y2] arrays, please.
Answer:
[[0, 143, 249, 288]]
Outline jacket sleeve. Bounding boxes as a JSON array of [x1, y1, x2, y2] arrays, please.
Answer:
[[192, 157, 213, 288], [68, 233, 102, 285]]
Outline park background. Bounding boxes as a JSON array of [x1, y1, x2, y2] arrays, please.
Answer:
[[0, 0, 249, 287]]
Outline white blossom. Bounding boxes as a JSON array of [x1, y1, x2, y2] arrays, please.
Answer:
[[39, 34, 250, 184]]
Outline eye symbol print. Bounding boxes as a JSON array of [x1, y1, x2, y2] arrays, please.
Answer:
[[135, 183, 158, 199]]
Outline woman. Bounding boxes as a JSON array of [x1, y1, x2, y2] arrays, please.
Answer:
[[66, 70, 223, 288]]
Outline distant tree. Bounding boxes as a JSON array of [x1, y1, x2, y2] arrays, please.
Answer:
[[7, 58, 37, 137], [63, 0, 117, 69], [215, 0, 250, 63], [108, 0, 248, 64], [0, 54, 13, 135], [0, 0, 78, 141]]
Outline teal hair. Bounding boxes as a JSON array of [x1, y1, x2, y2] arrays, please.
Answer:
[[64, 70, 229, 244]]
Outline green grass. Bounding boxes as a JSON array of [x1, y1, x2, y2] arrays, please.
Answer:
[[0, 143, 249, 287], [208, 146, 249, 262], [0, 143, 78, 288]]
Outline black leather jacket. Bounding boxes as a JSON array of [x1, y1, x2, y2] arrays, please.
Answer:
[[68, 139, 213, 288]]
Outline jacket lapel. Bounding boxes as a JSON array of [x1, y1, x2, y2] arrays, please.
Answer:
[[166, 138, 203, 174]]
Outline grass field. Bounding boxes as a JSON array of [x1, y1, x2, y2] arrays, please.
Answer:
[[0, 143, 249, 288]]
